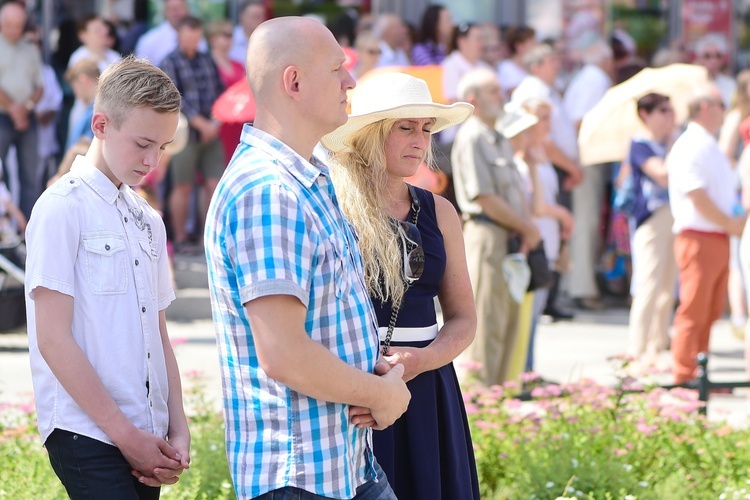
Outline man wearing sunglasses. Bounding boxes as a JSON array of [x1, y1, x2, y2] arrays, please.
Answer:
[[693, 33, 735, 109]]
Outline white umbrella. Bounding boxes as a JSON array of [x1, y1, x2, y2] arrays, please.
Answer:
[[578, 63, 710, 166]]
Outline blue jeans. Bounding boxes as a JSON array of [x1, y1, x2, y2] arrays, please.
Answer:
[[0, 113, 39, 218], [254, 461, 396, 500], [45, 429, 161, 500]]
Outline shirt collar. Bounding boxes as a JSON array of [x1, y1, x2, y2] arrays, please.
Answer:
[[238, 124, 324, 188], [71, 155, 127, 204], [686, 121, 718, 143]]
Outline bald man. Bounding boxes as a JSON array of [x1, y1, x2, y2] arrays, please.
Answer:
[[204, 17, 408, 500], [0, 1, 43, 218]]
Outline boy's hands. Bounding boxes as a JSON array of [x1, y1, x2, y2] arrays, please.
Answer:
[[114, 427, 184, 485]]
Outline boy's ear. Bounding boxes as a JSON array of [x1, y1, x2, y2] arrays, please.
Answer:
[[91, 112, 108, 139]]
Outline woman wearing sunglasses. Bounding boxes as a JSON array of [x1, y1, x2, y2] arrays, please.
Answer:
[[322, 73, 478, 499]]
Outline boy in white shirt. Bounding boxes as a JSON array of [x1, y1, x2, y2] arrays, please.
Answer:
[[24, 56, 190, 498]]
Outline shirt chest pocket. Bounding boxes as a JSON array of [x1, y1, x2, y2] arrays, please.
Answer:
[[322, 234, 352, 300], [81, 235, 128, 295]]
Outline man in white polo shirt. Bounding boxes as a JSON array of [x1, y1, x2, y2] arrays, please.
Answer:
[[667, 84, 745, 385]]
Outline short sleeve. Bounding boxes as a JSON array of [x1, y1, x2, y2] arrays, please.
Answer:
[[25, 193, 80, 300], [629, 141, 656, 173], [455, 128, 503, 201], [225, 182, 316, 307], [669, 141, 708, 194]]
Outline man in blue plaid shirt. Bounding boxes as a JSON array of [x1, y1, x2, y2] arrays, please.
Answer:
[[204, 17, 410, 500]]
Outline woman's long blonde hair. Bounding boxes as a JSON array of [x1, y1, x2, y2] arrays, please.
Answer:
[[330, 118, 433, 305]]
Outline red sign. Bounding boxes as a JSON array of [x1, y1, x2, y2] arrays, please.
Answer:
[[682, 0, 733, 51]]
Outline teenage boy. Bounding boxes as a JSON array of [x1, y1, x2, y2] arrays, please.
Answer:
[[25, 56, 190, 499]]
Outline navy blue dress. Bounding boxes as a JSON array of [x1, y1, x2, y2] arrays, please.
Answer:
[[372, 185, 480, 500]]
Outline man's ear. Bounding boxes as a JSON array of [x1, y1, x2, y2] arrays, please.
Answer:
[[91, 112, 108, 139], [282, 65, 302, 100]]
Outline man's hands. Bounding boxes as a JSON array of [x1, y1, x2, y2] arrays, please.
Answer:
[[191, 116, 220, 143], [7, 102, 30, 131], [349, 360, 410, 430], [521, 222, 542, 253], [562, 165, 584, 191]]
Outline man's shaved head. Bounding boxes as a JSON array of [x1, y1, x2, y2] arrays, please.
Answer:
[[244, 16, 354, 159], [246, 17, 338, 100]]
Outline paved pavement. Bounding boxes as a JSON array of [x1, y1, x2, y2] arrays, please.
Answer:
[[1, 255, 748, 427]]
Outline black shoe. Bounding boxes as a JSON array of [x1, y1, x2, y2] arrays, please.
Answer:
[[543, 305, 575, 321], [573, 297, 606, 311]]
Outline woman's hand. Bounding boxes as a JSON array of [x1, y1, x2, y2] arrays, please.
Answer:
[[383, 347, 424, 382]]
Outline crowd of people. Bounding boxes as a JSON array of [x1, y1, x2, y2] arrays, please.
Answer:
[[7, 0, 750, 498]]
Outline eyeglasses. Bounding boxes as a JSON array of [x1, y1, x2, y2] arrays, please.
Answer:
[[395, 220, 424, 283], [700, 52, 724, 59]]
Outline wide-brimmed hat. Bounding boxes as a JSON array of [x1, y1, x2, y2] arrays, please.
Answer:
[[321, 72, 474, 153]]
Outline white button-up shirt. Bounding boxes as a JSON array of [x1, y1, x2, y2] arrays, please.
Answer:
[[25, 155, 175, 445], [667, 122, 736, 234]]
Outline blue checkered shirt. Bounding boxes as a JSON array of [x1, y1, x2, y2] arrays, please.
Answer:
[[204, 125, 380, 499]]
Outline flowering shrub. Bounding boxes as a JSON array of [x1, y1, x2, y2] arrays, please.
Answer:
[[463, 364, 750, 499], [0, 371, 232, 499], [3, 362, 750, 499]]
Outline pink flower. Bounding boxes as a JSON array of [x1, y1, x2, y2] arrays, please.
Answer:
[[504, 399, 522, 409], [170, 337, 188, 347], [464, 403, 479, 415], [458, 360, 483, 372], [613, 448, 628, 456], [518, 372, 541, 383], [530, 387, 546, 398], [636, 423, 658, 436], [474, 420, 499, 430], [546, 384, 564, 397]]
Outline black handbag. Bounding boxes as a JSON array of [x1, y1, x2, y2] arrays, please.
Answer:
[[507, 235, 552, 292]]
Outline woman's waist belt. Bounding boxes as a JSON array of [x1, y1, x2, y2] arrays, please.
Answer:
[[378, 324, 438, 343]]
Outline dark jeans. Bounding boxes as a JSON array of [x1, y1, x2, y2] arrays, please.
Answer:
[[0, 113, 39, 219], [254, 461, 396, 500], [45, 429, 161, 500]]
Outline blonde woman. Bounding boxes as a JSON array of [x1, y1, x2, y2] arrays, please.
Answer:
[[322, 73, 478, 500]]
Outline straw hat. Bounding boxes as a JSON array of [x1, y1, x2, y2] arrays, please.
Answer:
[[321, 72, 474, 152]]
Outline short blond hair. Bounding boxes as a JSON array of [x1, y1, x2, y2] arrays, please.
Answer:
[[95, 55, 181, 129], [65, 58, 100, 83], [206, 19, 232, 39]]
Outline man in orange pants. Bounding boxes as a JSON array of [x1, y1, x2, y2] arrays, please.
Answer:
[[667, 84, 745, 384]]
